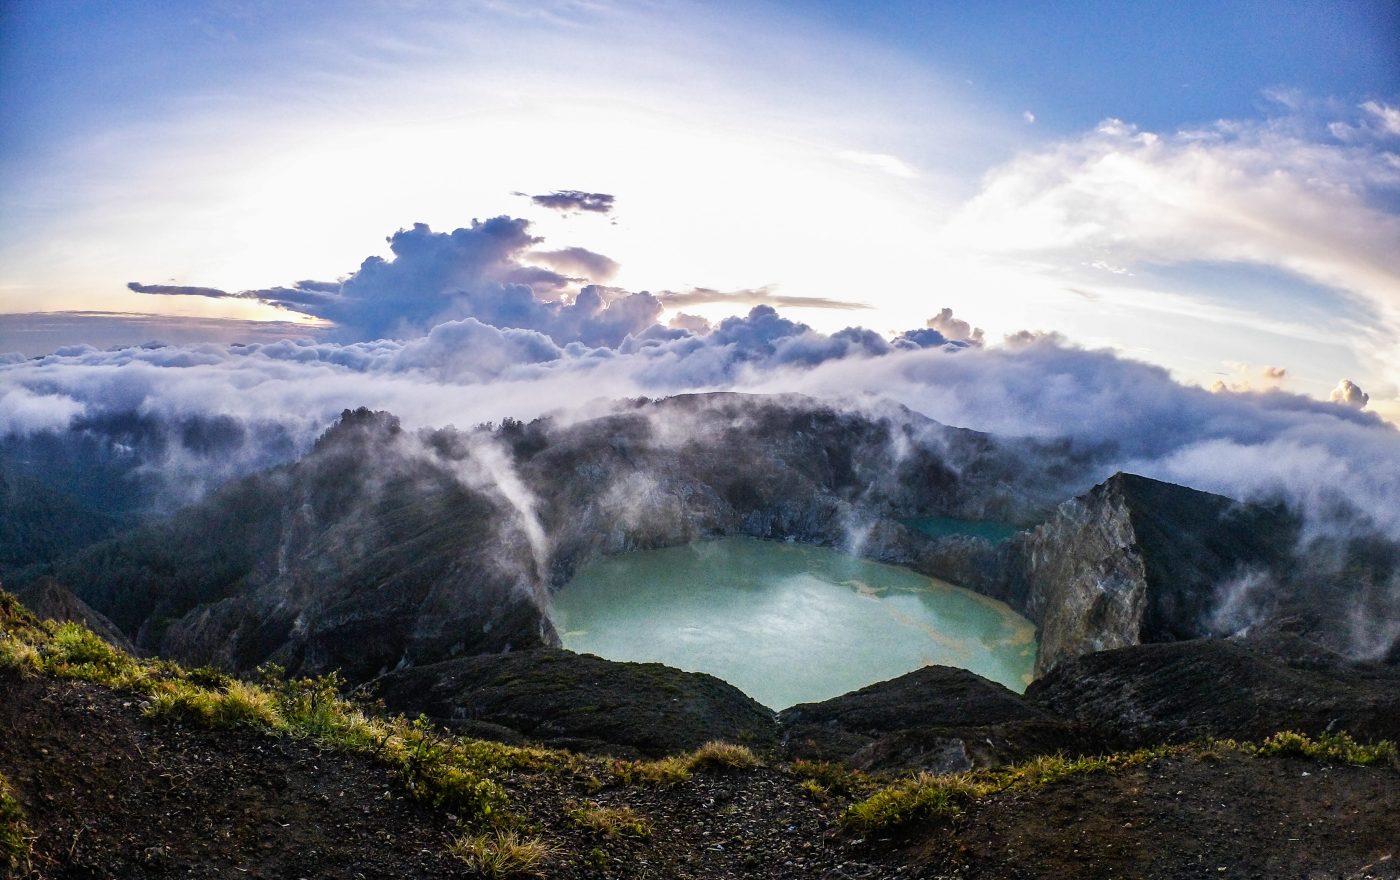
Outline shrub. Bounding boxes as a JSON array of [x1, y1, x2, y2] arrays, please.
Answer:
[[449, 830, 554, 878], [144, 680, 282, 730]]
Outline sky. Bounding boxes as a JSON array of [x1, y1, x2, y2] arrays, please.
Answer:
[[0, 0, 1398, 420], [2, 0, 1400, 570]]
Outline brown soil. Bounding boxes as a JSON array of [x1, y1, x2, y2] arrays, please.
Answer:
[[3, 670, 1398, 880]]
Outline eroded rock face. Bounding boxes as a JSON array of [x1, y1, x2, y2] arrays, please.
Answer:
[[1004, 473, 1296, 675], [373, 648, 779, 758], [522, 393, 1056, 587]]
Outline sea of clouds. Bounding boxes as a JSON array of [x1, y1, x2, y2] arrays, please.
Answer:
[[1, 209, 1397, 552]]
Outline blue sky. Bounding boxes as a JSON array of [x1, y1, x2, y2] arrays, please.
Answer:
[[1, 0, 1398, 418]]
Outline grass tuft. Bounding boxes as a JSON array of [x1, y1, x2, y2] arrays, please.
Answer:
[[610, 740, 760, 787], [449, 830, 555, 878], [686, 741, 760, 772], [565, 800, 653, 838]]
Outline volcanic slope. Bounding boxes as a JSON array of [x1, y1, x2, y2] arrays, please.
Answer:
[[3, 594, 1397, 880]]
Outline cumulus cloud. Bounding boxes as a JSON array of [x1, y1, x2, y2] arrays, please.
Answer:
[[667, 312, 712, 333], [924, 307, 984, 345], [1330, 378, 1370, 408], [1210, 363, 1289, 393], [128, 218, 660, 347], [522, 190, 615, 214]]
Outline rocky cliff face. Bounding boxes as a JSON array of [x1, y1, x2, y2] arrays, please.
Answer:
[[517, 393, 1055, 588], [1004, 473, 1297, 675]]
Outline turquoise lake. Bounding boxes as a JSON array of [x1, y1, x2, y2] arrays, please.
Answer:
[[552, 537, 1037, 710]]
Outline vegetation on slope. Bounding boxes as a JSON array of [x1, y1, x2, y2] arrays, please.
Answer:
[[844, 733, 1398, 835], [3, 588, 1396, 877]]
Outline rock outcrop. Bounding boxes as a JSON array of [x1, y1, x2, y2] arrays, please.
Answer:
[[373, 648, 778, 758], [1003, 473, 1297, 675]]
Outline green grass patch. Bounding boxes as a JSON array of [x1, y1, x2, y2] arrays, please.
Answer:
[[1250, 730, 1397, 766], [1, 772, 32, 875], [844, 732, 1398, 835], [0, 594, 570, 826]]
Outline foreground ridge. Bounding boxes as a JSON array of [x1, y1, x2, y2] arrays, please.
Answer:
[[3, 593, 1398, 879]]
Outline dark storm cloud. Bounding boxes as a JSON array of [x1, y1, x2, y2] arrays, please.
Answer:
[[524, 190, 615, 214]]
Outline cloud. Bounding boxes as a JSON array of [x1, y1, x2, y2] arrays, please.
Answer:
[[527, 247, 620, 282], [0, 312, 328, 357], [667, 312, 711, 333], [1210, 363, 1289, 393], [947, 109, 1400, 390], [1360, 101, 1400, 137], [924, 307, 984, 345], [523, 190, 615, 214], [835, 150, 919, 179], [126, 282, 235, 298], [655, 285, 870, 312], [5, 308, 1399, 552], [128, 218, 662, 347], [1330, 378, 1370, 409], [0, 385, 85, 434]]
